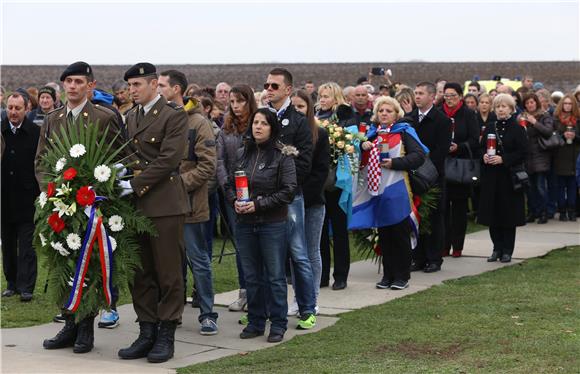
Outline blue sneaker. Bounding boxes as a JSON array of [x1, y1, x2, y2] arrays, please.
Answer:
[[98, 309, 119, 329], [200, 318, 218, 335]]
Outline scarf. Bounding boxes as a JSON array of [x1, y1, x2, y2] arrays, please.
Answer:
[[559, 114, 577, 127], [443, 100, 463, 119]]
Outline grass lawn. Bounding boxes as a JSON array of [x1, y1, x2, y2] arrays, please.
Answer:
[[179, 246, 580, 374]]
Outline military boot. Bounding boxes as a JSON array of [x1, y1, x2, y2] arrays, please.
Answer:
[[118, 321, 158, 359], [147, 320, 177, 363], [43, 313, 78, 349], [73, 315, 95, 353]]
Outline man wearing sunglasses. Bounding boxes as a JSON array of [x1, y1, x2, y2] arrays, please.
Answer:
[[264, 68, 316, 330]]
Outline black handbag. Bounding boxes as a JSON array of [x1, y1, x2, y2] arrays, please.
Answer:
[[510, 163, 529, 191], [538, 131, 564, 151], [409, 157, 439, 195], [444, 142, 480, 185]]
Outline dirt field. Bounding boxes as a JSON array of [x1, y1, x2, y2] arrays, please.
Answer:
[[1, 61, 579, 93]]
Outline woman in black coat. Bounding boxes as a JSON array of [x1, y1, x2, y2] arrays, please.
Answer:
[[440, 83, 479, 258], [478, 94, 527, 263]]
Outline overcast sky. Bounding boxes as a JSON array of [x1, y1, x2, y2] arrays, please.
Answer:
[[1, 0, 579, 65]]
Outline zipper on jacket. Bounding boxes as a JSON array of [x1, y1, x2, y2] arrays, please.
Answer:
[[249, 148, 261, 197]]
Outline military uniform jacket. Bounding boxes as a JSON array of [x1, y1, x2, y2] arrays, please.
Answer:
[[35, 100, 121, 185], [126, 96, 191, 218]]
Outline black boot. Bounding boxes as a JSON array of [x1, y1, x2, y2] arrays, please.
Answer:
[[147, 320, 177, 363], [43, 313, 78, 349], [487, 251, 500, 262], [118, 321, 158, 359], [73, 315, 95, 353], [559, 210, 568, 221], [537, 213, 548, 224], [568, 209, 577, 222]]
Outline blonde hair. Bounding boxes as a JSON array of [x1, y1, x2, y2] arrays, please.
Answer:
[[316, 82, 348, 112], [372, 96, 404, 123], [492, 93, 516, 113]]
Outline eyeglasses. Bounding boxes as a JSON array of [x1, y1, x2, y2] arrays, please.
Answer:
[[264, 83, 280, 90], [443, 93, 459, 98]]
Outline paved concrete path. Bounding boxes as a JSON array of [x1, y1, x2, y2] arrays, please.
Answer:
[[2, 219, 578, 373]]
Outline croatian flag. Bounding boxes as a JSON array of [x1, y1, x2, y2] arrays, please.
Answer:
[[349, 122, 429, 248]]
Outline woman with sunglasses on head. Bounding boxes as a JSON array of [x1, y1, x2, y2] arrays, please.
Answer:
[[552, 94, 580, 221], [315, 82, 355, 290], [225, 107, 297, 343], [439, 82, 479, 262], [290, 89, 330, 314], [216, 85, 257, 312]]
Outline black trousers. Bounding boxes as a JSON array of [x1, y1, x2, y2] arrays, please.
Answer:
[[378, 219, 412, 282], [444, 197, 469, 252], [413, 182, 445, 267], [489, 226, 516, 256], [1, 221, 37, 293], [320, 189, 350, 283]]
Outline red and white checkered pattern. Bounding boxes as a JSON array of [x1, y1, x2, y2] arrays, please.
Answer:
[[367, 140, 381, 195]]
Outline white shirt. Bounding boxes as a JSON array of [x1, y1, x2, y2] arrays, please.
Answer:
[[418, 105, 433, 119], [66, 99, 88, 120], [272, 97, 291, 119], [140, 94, 161, 116], [9, 122, 21, 134]]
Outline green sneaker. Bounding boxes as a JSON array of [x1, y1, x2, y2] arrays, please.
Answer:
[[297, 313, 316, 330], [238, 314, 248, 325]]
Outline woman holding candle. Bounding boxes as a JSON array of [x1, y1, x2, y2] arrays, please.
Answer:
[[553, 94, 580, 221], [225, 107, 297, 343], [478, 94, 528, 263]]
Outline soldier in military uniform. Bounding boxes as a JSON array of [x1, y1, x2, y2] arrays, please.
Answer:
[[117, 63, 190, 364], [39, 62, 121, 354]]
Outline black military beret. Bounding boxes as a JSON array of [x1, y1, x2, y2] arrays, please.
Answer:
[[124, 62, 157, 81], [60, 61, 93, 81]]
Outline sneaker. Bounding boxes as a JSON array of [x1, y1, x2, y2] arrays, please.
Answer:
[[53, 313, 66, 323], [390, 280, 409, 290], [200, 318, 218, 335], [297, 313, 316, 330], [287, 301, 299, 317], [98, 309, 119, 329], [228, 289, 247, 312], [238, 314, 249, 325], [376, 279, 392, 289]]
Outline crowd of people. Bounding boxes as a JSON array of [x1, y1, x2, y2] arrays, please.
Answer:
[[1, 62, 579, 363]]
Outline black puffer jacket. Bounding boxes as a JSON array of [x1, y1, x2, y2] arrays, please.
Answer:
[[226, 141, 297, 224]]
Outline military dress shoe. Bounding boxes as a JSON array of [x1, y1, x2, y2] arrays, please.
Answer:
[[240, 326, 265, 339], [410, 262, 424, 272], [500, 254, 512, 263], [2, 289, 16, 297], [267, 330, 284, 343], [423, 263, 441, 273], [20, 292, 33, 302], [43, 315, 78, 349], [332, 280, 347, 290], [119, 321, 158, 359], [73, 316, 95, 353], [487, 252, 500, 262]]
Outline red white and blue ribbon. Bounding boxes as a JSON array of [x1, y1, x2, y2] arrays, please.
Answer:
[[64, 197, 114, 312]]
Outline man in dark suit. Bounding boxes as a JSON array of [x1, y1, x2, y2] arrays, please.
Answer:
[[1, 92, 40, 302], [40, 61, 121, 354], [117, 63, 190, 364], [409, 82, 452, 273]]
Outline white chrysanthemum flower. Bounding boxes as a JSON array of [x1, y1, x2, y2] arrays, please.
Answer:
[[69, 144, 86, 158], [51, 241, 70, 256], [39, 233, 47, 247], [66, 233, 82, 250], [38, 192, 48, 208], [94, 164, 112, 183], [56, 182, 72, 197], [108, 215, 124, 232], [108, 236, 117, 252], [55, 157, 67, 172]]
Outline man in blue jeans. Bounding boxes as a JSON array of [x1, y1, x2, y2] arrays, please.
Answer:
[[159, 70, 218, 335], [265, 68, 316, 329]]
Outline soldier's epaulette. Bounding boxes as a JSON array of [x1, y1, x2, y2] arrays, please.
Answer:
[[93, 103, 115, 116], [123, 103, 138, 116], [166, 101, 183, 110], [46, 107, 63, 117]]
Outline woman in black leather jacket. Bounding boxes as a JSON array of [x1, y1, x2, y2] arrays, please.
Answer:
[[225, 107, 297, 343]]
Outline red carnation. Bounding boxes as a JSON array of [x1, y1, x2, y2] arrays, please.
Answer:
[[48, 212, 66, 233], [63, 167, 77, 181], [76, 186, 96, 206], [47, 182, 56, 198]]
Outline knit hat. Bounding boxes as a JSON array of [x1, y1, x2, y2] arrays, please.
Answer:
[[38, 86, 57, 102]]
